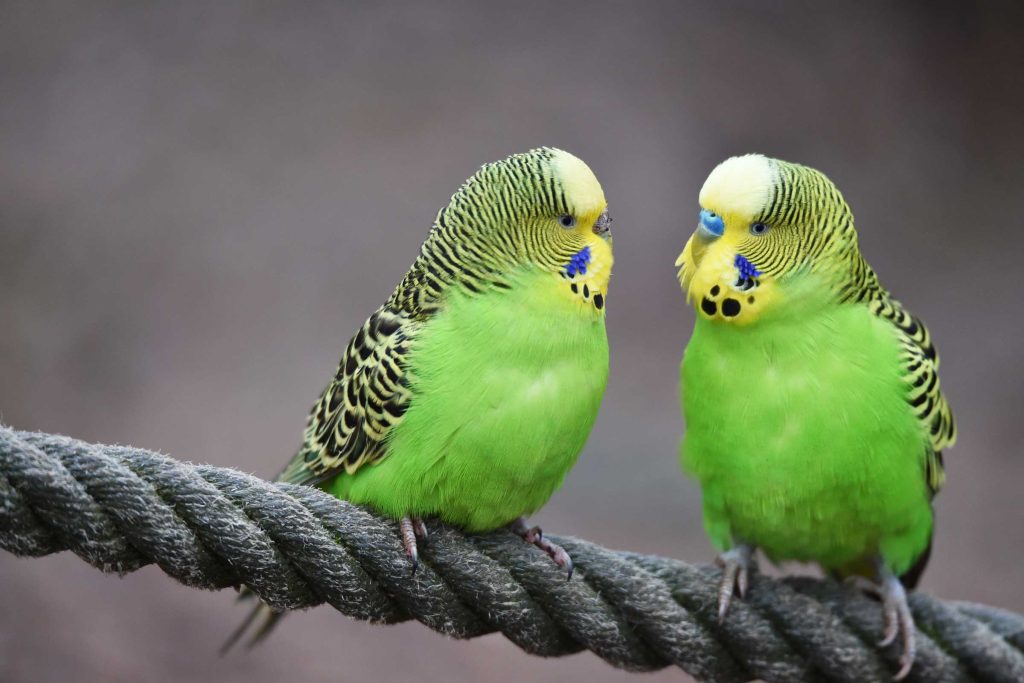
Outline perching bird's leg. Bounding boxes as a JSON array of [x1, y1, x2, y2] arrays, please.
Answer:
[[846, 564, 917, 679], [869, 563, 917, 681], [509, 517, 574, 580], [715, 544, 754, 622]]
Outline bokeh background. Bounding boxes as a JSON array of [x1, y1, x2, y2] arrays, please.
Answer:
[[2, 2, 1022, 681]]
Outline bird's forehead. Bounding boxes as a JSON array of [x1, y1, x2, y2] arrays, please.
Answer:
[[550, 149, 606, 218], [699, 154, 775, 219]]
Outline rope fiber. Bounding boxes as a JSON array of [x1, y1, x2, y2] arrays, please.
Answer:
[[1, 425, 1022, 682]]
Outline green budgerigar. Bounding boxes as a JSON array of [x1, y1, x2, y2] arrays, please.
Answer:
[[230, 148, 613, 646], [676, 155, 954, 679]]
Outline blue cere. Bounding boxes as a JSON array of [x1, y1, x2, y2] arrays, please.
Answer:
[[699, 209, 725, 237], [565, 245, 592, 278], [735, 253, 762, 280]]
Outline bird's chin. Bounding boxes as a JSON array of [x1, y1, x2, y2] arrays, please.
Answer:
[[675, 257, 693, 301]]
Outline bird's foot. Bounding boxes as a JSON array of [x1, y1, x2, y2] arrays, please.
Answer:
[[844, 574, 882, 597], [509, 517, 574, 580], [850, 566, 917, 680], [399, 516, 428, 574], [715, 544, 754, 622]]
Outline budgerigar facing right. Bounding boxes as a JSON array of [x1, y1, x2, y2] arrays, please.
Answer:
[[676, 155, 955, 679], [228, 147, 613, 648]]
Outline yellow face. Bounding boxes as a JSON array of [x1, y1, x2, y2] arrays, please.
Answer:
[[676, 154, 780, 325], [550, 150, 613, 315]]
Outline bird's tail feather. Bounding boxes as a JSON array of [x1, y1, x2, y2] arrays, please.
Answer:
[[897, 535, 933, 590], [220, 587, 287, 654], [829, 532, 934, 592]]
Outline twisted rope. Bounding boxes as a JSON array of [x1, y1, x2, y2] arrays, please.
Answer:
[[1, 426, 1022, 682]]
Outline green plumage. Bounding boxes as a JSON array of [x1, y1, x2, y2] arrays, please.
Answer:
[[678, 154, 954, 584], [277, 148, 613, 527], [327, 270, 607, 531], [682, 278, 934, 576]]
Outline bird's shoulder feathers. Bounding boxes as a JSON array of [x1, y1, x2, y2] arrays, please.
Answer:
[[865, 293, 955, 495], [277, 305, 418, 486]]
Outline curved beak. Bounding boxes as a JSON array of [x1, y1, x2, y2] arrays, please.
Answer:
[[698, 208, 724, 240], [592, 209, 612, 240], [677, 209, 723, 277]]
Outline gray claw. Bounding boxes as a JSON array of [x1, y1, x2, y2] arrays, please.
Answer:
[[879, 597, 900, 647], [856, 563, 917, 681], [715, 545, 754, 623]]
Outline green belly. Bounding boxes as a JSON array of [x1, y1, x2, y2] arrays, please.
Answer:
[[681, 303, 932, 574], [329, 273, 608, 531]]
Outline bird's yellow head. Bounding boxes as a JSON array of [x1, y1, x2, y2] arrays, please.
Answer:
[[438, 148, 613, 314], [676, 154, 858, 325]]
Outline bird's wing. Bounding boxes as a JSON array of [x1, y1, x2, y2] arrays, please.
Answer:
[[870, 296, 956, 495], [277, 307, 415, 486]]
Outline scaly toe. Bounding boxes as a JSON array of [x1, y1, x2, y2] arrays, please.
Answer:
[[715, 545, 754, 622], [879, 600, 900, 647], [412, 517, 429, 540], [399, 517, 420, 575], [717, 563, 739, 622], [550, 543, 574, 581], [510, 518, 573, 580], [894, 597, 916, 680], [873, 564, 917, 680], [534, 535, 574, 580]]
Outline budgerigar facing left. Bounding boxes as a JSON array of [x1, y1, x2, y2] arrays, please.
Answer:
[[228, 147, 613, 648], [676, 155, 954, 679]]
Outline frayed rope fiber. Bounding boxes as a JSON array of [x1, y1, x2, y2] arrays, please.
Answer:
[[1, 425, 1022, 682]]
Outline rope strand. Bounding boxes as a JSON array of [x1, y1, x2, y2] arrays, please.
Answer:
[[2, 426, 1022, 682]]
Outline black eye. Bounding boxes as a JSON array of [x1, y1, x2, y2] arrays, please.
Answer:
[[750, 222, 769, 235], [559, 214, 577, 228]]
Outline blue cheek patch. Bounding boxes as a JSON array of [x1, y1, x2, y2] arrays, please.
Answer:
[[735, 253, 761, 280], [565, 245, 592, 277]]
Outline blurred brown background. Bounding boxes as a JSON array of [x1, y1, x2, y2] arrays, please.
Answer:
[[2, 2, 1022, 681]]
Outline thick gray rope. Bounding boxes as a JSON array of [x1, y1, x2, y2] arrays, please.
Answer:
[[1, 426, 1022, 683]]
